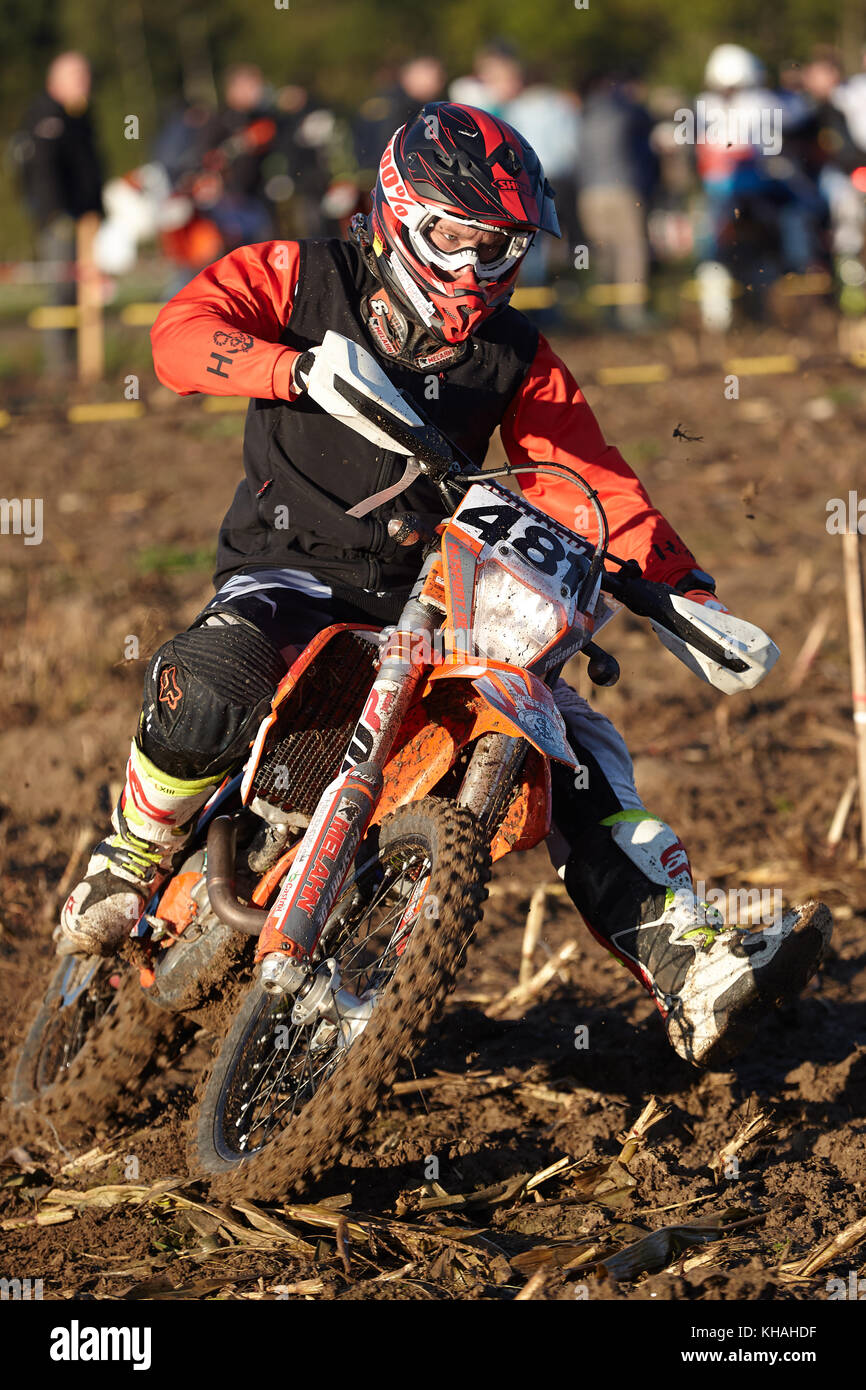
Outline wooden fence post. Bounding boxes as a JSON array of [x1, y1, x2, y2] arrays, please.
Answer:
[[76, 212, 104, 384], [842, 527, 866, 862]]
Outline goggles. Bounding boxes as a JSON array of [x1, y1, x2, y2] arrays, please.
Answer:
[[409, 210, 535, 282]]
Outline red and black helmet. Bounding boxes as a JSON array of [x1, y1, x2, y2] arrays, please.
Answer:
[[369, 102, 560, 343]]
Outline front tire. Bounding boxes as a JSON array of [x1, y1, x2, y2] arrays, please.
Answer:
[[190, 799, 490, 1200]]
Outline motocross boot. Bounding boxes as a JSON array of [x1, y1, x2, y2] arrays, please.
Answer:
[[56, 741, 224, 957], [560, 809, 832, 1067]]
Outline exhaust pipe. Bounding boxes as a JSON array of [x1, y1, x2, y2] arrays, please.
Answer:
[[206, 816, 268, 936]]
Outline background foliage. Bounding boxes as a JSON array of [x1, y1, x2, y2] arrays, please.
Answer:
[[1, 0, 864, 255]]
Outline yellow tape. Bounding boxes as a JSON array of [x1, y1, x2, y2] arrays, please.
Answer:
[[680, 279, 743, 300], [681, 273, 829, 300], [511, 286, 557, 310], [586, 283, 648, 306], [596, 363, 670, 386], [120, 302, 164, 326], [0, 410, 11, 429], [67, 402, 146, 423], [778, 272, 832, 297], [28, 306, 79, 329], [724, 354, 799, 375], [202, 396, 248, 413]]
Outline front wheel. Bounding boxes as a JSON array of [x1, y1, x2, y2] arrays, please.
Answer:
[[190, 799, 490, 1200]]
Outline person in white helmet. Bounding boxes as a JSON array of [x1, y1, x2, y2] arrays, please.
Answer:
[[694, 44, 824, 328]]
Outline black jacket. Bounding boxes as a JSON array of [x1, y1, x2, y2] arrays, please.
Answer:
[[214, 238, 538, 621], [16, 92, 103, 227]]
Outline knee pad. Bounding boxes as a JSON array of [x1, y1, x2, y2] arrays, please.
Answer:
[[139, 614, 287, 780]]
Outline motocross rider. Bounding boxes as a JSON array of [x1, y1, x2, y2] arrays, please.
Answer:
[[58, 102, 831, 1067]]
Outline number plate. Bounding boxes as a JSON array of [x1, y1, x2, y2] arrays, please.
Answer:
[[451, 482, 592, 600]]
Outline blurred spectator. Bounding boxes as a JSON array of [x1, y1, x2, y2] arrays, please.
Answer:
[[697, 45, 825, 279], [800, 49, 865, 260], [354, 56, 446, 175], [576, 71, 658, 329], [779, 61, 807, 96], [200, 63, 278, 245], [451, 41, 581, 286], [799, 50, 861, 175], [13, 51, 103, 371], [152, 101, 215, 188], [691, 44, 831, 329], [472, 40, 580, 185], [272, 85, 340, 238], [148, 67, 279, 288]]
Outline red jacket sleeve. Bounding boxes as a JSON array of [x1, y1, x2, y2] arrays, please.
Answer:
[[501, 334, 699, 588], [150, 241, 303, 401]]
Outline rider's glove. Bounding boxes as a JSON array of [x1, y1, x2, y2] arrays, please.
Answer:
[[674, 568, 730, 614], [290, 347, 318, 396], [682, 590, 731, 614]]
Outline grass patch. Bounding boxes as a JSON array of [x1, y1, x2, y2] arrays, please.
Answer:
[[624, 437, 665, 465], [135, 543, 214, 576]]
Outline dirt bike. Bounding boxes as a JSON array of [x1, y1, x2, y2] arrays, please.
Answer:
[[8, 331, 779, 1200]]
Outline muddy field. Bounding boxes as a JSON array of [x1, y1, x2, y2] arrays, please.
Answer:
[[1, 317, 865, 1302]]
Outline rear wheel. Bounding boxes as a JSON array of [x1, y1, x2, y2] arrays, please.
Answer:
[[8, 954, 173, 1146], [190, 799, 490, 1200]]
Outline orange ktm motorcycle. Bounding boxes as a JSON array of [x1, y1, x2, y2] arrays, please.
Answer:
[[9, 333, 777, 1199]]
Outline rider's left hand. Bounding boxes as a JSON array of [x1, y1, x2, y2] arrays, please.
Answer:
[[681, 588, 731, 614], [290, 347, 319, 396], [674, 568, 730, 614]]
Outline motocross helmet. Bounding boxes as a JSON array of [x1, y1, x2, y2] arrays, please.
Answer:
[[369, 101, 560, 344]]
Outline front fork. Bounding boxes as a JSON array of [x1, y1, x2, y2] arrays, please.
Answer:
[[259, 564, 440, 995], [457, 731, 526, 826]]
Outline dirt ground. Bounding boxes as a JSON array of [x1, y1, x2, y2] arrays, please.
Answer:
[[1, 316, 865, 1301]]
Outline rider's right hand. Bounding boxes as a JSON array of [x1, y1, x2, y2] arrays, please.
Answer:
[[290, 347, 319, 396]]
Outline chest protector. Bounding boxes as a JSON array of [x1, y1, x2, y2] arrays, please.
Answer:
[[215, 238, 538, 621]]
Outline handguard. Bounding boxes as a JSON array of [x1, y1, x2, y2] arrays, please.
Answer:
[[605, 570, 779, 695], [304, 330, 424, 454], [304, 330, 459, 516]]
